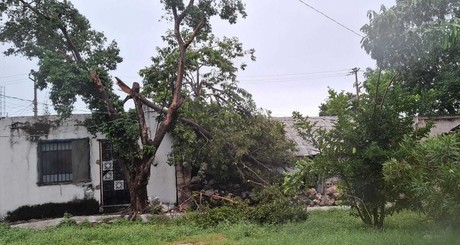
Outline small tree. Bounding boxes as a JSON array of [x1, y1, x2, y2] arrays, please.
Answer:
[[288, 69, 424, 228]]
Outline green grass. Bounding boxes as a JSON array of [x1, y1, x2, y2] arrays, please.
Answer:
[[1, 210, 458, 245]]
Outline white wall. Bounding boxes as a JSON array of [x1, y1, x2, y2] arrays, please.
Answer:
[[144, 109, 177, 205], [0, 113, 177, 218], [0, 115, 102, 218]]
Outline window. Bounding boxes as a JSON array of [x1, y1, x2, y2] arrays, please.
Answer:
[[38, 138, 90, 185]]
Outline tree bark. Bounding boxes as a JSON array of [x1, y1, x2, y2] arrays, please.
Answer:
[[127, 158, 152, 218], [176, 162, 192, 210]]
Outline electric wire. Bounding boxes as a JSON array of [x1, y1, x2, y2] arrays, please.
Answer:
[[295, 0, 364, 38], [0, 73, 29, 79]]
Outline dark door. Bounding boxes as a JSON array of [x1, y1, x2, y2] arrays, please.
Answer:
[[100, 140, 130, 207]]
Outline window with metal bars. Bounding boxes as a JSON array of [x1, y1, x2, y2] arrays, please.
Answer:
[[37, 138, 90, 185]]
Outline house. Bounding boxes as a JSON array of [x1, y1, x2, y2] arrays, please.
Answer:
[[0, 110, 176, 219]]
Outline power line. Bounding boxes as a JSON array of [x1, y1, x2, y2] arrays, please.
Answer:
[[4, 94, 34, 103], [238, 68, 351, 78], [295, 0, 364, 38], [0, 73, 29, 79], [240, 72, 350, 84]]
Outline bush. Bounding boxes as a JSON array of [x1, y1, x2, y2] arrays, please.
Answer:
[[247, 198, 308, 225], [384, 133, 460, 226], [247, 187, 308, 224], [6, 199, 100, 222], [187, 205, 246, 228], [186, 186, 309, 227]]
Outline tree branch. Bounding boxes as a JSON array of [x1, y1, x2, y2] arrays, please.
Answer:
[[91, 71, 117, 118], [58, 26, 83, 62], [184, 13, 205, 49], [131, 82, 153, 146], [380, 73, 399, 108], [19, 0, 83, 63]]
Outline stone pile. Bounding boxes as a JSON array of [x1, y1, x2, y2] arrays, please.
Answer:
[[302, 184, 341, 207]]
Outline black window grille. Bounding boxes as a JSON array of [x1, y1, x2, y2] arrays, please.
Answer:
[[38, 139, 90, 185]]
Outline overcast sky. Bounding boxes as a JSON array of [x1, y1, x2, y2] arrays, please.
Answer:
[[0, 0, 395, 117]]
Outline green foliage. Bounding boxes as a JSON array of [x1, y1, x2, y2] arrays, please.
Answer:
[[172, 103, 295, 186], [0, 0, 122, 117], [141, 3, 291, 187], [187, 205, 246, 228], [57, 212, 77, 227], [187, 186, 308, 227], [282, 158, 318, 195], [291, 69, 424, 227], [361, 0, 460, 114], [1, 210, 460, 244], [318, 89, 355, 116], [384, 133, 460, 226], [0, 0, 255, 214], [246, 186, 309, 225]]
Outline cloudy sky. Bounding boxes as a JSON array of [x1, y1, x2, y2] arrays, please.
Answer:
[[0, 0, 395, 117]]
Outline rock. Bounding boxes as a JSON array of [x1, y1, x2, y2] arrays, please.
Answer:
[[306, 188, 317, 198], [313, 199, 321, 206], [326, 185, 337, 195]]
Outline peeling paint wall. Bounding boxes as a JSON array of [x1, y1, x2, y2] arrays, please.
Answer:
[[0, 113, 176, 218], [0, 115, 101, 218]]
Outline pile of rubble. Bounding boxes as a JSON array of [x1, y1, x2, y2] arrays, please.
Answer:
[[302, 183, 341, 207]]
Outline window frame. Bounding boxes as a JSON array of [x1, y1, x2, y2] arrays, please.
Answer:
[[37, 138, 91, 186]]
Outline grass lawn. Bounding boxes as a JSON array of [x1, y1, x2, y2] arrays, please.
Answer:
[[1, 209, 458, 245]]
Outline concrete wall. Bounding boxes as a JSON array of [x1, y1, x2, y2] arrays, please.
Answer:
[[0, 115, 101, 218], [145, 109, 177, 205], [0, 113, 176, 218]]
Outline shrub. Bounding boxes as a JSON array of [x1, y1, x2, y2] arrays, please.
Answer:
[[247, 186, 308, 225], [384, 133, 460, 226], [6, 199, 99, 222], [186, 186, 309, 227], [187, 205, 246, 228], [57, 212, 78, 227], [5, 199, 99, 222]]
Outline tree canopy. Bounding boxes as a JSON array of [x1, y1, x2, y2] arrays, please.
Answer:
[[0, 0, 254, 216], [140, 18, 292, 195], [361, 0, 460, 115]]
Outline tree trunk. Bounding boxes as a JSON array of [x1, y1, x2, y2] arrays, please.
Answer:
[[127, 159, 152, 219], [176, 162, 192, 210]]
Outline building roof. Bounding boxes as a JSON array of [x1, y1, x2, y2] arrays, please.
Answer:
[[414, 115, 460, 136], [274, 116, 337, 157], [276, 115, 460, 157]]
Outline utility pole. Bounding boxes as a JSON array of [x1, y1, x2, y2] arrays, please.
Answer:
[[0, 86, 5, 118], [350, 67, 360, 105], [29, 70, 38, 118]]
